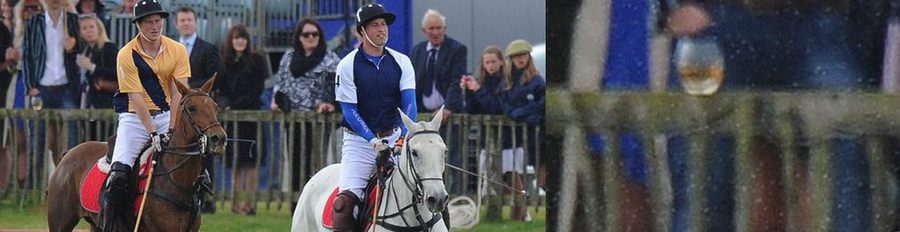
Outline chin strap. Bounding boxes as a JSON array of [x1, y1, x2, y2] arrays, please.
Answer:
[[361, 27, 387, 49]]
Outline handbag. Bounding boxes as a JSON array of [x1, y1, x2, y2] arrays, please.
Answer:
[[274, 91, 292, 112], [94, 78, 118, 92]]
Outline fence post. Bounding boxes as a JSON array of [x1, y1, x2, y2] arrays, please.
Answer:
[[776, 106, 799, 231], [685, 97, 710, 232], [865, 137, 890, 231], [484, 117, 502, 221], [733, 95, 755, 232], [809, 134, 833, 231]]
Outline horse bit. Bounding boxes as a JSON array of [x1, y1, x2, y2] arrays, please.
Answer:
[[376, 129, 445, 231]]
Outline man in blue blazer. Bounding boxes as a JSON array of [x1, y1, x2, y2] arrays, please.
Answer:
[[410, 9, 466, 119]]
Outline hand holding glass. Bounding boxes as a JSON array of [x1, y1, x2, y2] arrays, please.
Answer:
[[675, 38, 724, 96]]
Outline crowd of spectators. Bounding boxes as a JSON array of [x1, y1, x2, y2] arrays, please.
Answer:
[[0, 1, 545, 221]]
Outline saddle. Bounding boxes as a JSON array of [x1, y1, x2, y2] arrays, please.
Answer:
[[322, 151, 396, 230], [79, 136, 154, 215]]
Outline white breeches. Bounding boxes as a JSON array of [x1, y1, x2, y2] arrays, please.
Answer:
[[339, 127, 400, 199], [111, 111, 170, 167]]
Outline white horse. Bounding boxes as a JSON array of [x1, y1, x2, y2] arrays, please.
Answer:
[[292, 109, 450, 232]]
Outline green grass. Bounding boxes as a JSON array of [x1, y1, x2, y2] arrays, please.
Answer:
[[0, 197, 545, 231]]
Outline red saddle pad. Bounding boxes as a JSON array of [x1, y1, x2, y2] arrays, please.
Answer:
[[80, 155, 153, 214], [322, 187, 379, 230]]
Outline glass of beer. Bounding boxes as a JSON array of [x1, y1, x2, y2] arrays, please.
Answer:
[[31, 96, 43, 111], [675, 37, 724, 96]]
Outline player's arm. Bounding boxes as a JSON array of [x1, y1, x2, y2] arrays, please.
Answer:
[[398, 55, 417, 136], [169, 78, 187, 129], [340, 102, 376, 142], [129, 93, 156, 133], [335, 59, 376, 142]]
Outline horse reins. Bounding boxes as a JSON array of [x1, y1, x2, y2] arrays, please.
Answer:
[[375, 130, 445, 231], [140, 91, 222, 232]]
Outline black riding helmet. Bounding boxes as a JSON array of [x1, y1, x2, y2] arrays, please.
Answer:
[[355, 3, 395, 33], [131, 0, 169, 24]]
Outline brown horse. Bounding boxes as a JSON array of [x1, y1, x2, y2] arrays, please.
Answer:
[[47, 77, 227, 231]]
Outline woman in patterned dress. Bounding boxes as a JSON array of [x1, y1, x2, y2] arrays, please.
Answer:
[[271, 18, 340, 212]]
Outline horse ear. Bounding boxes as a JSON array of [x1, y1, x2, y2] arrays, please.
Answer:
[[200, 73, 217, 93], [429, 105, 445, 130], [398, 108, 416, 132], [174, 78, 191, 95]]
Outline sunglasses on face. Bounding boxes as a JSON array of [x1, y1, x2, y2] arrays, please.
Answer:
[[25, 5, 41, 11], [301, 31, 319, 38]]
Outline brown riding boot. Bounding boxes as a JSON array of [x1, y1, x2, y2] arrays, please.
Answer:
[[333, 190, 360, 232]]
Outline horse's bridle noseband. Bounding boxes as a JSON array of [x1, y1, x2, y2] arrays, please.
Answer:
[[376, 129, 446, 231], [174, 92, 223, 156]]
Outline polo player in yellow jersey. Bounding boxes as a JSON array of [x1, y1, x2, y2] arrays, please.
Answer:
[[103, 0, 192, 230]]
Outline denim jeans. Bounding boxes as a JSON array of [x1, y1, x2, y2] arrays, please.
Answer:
[[35, 86, 78, 154]]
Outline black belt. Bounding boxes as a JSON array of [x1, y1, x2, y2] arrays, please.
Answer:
[[41, 85, 67, 91], [344, 126, 395, 138], [149, 110, 167, 116]]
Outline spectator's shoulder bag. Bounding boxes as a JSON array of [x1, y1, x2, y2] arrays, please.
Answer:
[[274, 91, 292, 113]]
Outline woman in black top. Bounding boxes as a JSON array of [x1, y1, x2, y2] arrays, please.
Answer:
[[217, 24, 266, 215], [75, 14, 117, 109], [0, 0, 15, 107]]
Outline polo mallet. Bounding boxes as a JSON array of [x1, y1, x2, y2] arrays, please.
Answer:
[[133, 157, 157, 232], [445, 163, 526, 196]]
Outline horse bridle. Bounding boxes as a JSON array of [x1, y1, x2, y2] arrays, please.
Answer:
[[165, 92, 223, 157], [376, 129, 445, 231], [147, 91, 223, 231], [152, 91, 223, 181]]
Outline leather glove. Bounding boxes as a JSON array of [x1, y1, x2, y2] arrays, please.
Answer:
[[393, 136, 405, 154], [369, 138, 390, 155], [150, 132, 168, 152]]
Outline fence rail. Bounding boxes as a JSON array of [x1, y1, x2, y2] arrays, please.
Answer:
[[0, 110, 544, 213], [549, 90, 900, 231]]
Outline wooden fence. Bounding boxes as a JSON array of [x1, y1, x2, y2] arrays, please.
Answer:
[[549, 90, 900, 231], [0, 110, 544, 213]]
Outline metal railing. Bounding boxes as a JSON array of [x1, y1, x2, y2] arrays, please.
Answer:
[[0, 110, 544, 212], [549, 90, 900, 231]]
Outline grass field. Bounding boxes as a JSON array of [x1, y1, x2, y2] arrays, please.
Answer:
[[0, 198, 545, 231]]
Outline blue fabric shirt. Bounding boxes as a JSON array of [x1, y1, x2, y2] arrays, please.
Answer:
[[335, 48, 417, 141]]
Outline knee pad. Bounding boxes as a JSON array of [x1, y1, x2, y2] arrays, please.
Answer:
[[334, 190, 360, 214], [106, 162, 133, 205], [332, 190, 361, 230]]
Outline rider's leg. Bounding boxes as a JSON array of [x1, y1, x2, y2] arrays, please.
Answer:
[[335, 129, 401, 231], [104, 112, 169, 230], [334, 132, 376, 231], [104, 113, 147, 230]]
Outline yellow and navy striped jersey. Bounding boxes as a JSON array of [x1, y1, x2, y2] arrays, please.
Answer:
[[114, 34, 191, 113]]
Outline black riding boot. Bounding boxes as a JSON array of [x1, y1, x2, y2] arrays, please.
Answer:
[[332, 190, 360, 232], [103, 161, 132, 231]]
